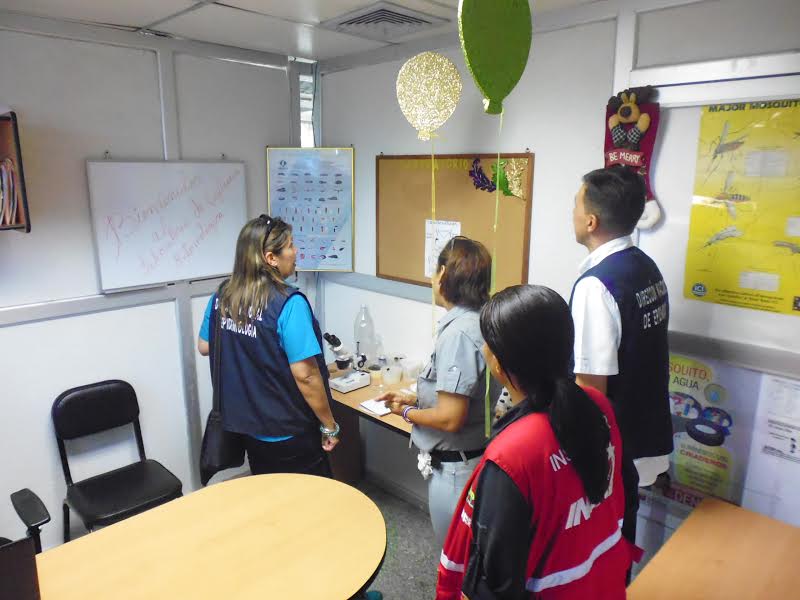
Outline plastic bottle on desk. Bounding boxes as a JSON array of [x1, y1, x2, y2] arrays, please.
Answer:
[[353, 304, 376, 364]]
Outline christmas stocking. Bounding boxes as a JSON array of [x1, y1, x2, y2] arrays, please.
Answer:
[[604, 88, 661, 229]]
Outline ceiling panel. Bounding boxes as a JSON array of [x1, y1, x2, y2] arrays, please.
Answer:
[[159, 3, 386, 60], [0, 0, 608, 61], [223, 0, 456, 24], [0, 0, 194, 27], [534, 0, 597, 13], [389, 23, 456, 44]]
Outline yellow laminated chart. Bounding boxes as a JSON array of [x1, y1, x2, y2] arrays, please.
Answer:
[[684, 99, 800, 315]]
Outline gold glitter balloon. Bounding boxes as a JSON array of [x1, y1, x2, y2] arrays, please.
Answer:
[[396, 52, 462, 141], [504, 158, 528, 200]]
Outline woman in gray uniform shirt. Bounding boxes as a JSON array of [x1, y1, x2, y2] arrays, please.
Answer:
[[379, 237, 498, 547]]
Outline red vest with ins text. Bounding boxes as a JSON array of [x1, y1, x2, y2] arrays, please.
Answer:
[[437, 387, 634, 600]]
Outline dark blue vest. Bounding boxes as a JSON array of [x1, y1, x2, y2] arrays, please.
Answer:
[[209, 285, 331, 438], [570, 247, 673, 459]]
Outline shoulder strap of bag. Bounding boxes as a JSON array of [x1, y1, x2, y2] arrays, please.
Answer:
[[212, 292, 223, 413]]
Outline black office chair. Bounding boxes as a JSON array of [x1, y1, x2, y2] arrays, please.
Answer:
[[0, 489, 50, 553], [52, 380, 183, 542]]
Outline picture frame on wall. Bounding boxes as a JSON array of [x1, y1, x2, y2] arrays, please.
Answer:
[[266, 147, 355, 273]]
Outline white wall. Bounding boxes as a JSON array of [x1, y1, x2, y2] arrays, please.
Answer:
[[175, 53, 291, 216], [0, 302, 189, 549], [322, 281, 440, 366], [0, 25, 291, 549], [0, 31, 164, 307], [192, 294, 214, 419], [637, 0, 800, 68]]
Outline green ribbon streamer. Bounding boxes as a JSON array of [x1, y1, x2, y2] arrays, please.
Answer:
[[431, 137, 437, 338], [485, 110, 504, 438]]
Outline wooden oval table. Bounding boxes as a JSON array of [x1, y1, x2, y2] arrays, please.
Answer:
[[36, 474, 387, 599]]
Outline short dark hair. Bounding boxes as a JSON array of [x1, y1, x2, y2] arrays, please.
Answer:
[[437, 237, 491, 310], [582, 166, 645, 235]]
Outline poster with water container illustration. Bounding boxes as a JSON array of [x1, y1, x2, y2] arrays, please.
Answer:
[[663, 353, 761, 507], [267, 147, 354, 272]]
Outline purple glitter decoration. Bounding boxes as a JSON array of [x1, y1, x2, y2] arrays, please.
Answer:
[[469, 158, 495, 192]]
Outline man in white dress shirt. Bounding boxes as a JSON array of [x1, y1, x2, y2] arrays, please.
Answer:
[[570, 166, 673, 546]]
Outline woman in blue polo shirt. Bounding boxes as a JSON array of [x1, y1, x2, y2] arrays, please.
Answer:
[[198, 215, 339, 476]]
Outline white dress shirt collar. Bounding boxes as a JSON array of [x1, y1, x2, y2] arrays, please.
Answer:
[[577, 235, 634, 276]]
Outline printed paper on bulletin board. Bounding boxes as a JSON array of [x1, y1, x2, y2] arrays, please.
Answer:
[[684, 99, 800, 315], [376, 154, 533, 290]]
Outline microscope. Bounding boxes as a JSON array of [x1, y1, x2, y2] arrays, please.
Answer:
[[323, 332, 371, 393]]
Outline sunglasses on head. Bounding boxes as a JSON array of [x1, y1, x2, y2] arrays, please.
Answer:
[[259, 214, 277, 250]]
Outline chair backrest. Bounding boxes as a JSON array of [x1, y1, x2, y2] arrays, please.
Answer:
[[51, 380, 146, 485]]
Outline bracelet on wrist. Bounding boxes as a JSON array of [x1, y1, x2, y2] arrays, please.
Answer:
[[320, 422, 340, 437], [402, 405, 417, 424]]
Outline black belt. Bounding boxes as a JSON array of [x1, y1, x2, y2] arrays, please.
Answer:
[[430, 448, 484, 463]]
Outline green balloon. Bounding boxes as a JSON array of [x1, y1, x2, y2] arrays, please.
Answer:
[[459, 0, 532, 115]]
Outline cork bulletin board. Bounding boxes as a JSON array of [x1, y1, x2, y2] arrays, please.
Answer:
[[376, 153, 534, 289]]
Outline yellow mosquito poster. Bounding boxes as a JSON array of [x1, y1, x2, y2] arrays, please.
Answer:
[[684, 99, 800, 315]]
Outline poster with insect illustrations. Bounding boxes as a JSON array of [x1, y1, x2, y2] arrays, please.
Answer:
[[684, 99, 800, 315], [267, 147, 354, 272]]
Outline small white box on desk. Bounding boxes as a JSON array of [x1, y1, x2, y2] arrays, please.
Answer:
[[329, 370, 371, 393]]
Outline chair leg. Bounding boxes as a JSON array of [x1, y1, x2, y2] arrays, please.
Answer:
[[62, 502, 70, 543]]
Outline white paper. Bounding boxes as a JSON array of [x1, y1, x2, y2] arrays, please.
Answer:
[[738, 271, 779, 292], [424, 219, 461, 278], [759, 376, 800, 462], [786, 216, 800, 237], [742, 375, 800, 526], [744, 150, 789, 177], [360, 398, 391, 416]]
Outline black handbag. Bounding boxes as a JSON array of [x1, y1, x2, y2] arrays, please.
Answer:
[[199, 304, 245, 486]]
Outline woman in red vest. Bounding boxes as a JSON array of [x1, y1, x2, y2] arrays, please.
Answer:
[[437, 285, 639, 599]]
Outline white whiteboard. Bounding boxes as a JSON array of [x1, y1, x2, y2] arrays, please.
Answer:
[[87, 161, 247, 291], [267, 147, 354, 272]]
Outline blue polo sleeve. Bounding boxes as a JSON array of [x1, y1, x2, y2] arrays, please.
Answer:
[[277, 294, 322, 364], [198, 295, 214, 342]]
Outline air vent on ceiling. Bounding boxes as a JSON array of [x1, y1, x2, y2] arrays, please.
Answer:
[[320, 1, 449, 43]]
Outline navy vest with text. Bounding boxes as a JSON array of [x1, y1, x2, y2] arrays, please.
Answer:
[[570, 247, 673, 459], [209, 285, 331, 438]]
